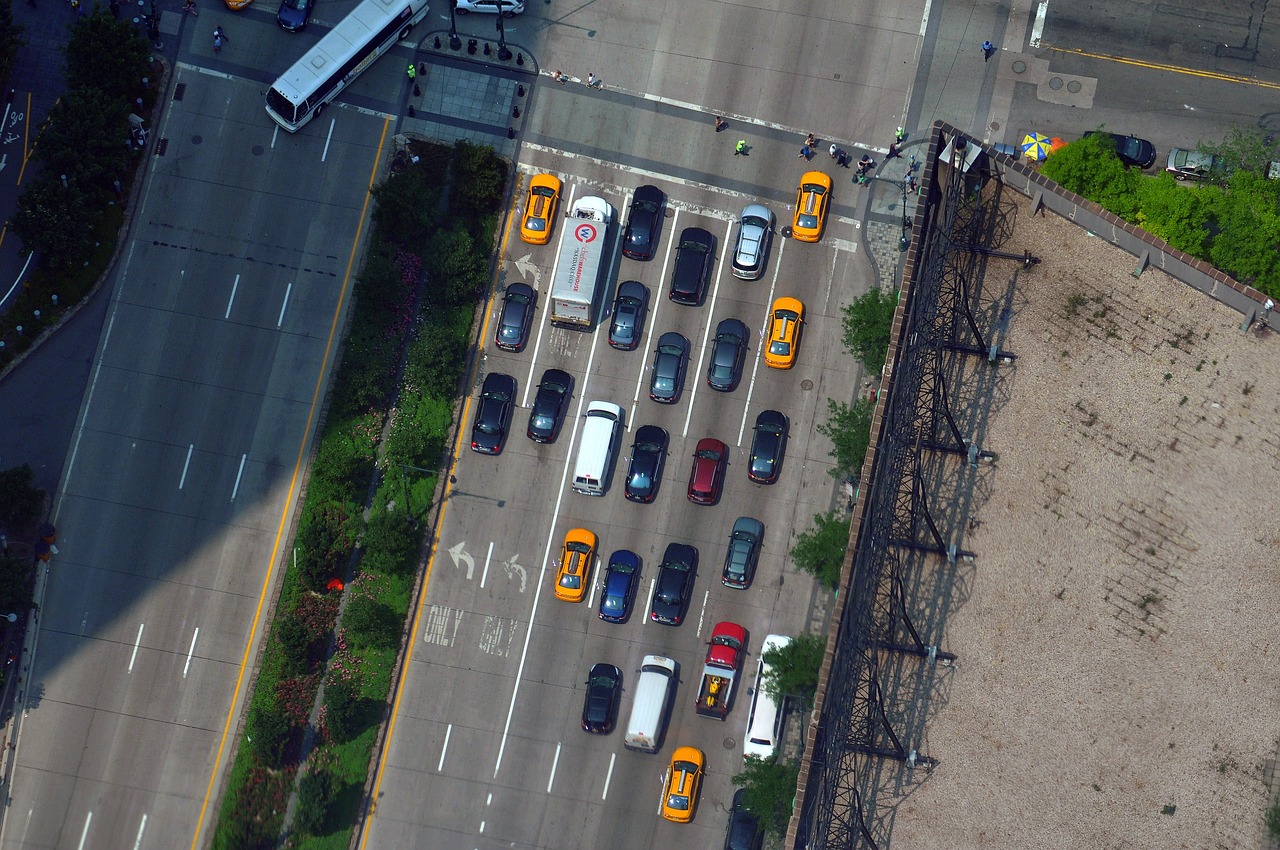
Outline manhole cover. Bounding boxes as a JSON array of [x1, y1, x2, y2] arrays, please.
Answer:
[[990, 120, 1001, 132], [801, 379, 814, 391], [1067, 80, 1082, 93], [191, 135, 203, 145], [252, 145, 265, 156], [1048, 77, 1063, 90], [1011, 59, 1027, 74], [723, 737, 737, 750]]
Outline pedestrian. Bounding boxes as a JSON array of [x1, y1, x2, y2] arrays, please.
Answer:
[[805, 133, 816, 148], [553, 69, 566, 84], [837, 150, 851, 168], [407, 62, 416, 81], [587, 72, 597, 88], [895, 126, 906, 143], [906, 172, 917, 193], [982, 40, 995, 61], [887, 140, 901, 159], [69, 0, 78, 10], [799, 144, 812, 159], [213, 24, 226, 51], [182, 0, 197, 14], [714, 116, 727, 132], [734, 139, 747, 156], [829, 144, 839, 159]]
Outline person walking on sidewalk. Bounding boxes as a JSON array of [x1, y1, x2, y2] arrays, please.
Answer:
[[407, 62, 416, 81], [213, 24, 226, 51], [982, 40, 995, 61], [887, 140, 901, 159], [734, 139, 747, 156]]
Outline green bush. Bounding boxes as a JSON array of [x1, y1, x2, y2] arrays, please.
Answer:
[[273, 615, 312, 676], [449, 141, 507, 227], [840, 287, 898, 376], [0, 464, 44, 530], [293, 767, 333, 836], [383, 393, 451, 469], [402, 306, 470, 398], [733, 755, 801, 836], [360, 508, 418, 578], [761, 633, 825, 709], [790, 511, 851, 590], [371, 166, 442, 249], [344, 595, 402, 650], [816, 398, 874, 481], [323, 678, 364, 743], [424, 227, 488, 307], [245, 696, 292, 768]]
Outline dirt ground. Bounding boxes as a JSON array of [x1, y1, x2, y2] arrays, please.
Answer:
[[889, 206, 1280, 849]]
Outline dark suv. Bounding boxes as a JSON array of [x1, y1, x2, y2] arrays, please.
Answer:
[[668, 227, 715, 305], [622, 185, 664, 260]]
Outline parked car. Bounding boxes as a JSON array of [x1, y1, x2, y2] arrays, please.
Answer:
[[649, 332, 689, 403], [650, 542, 697, 625], [748, 409, 788, 484], [624, 424, 668, 503], [1165, 148, 1225, 181], [660, 746, 705, 822], [669, 227, 715, 305], [763, 297, 805, 369], [731, 204, 774, 279], [724, 788, 763, 850], [495, 282, 535, 351], [1083, 131, 1157, 169], [582, 662, 623, 733], [722, 517, 763, 589], [622, 185, 664, 260], [276, 0, 314, 31], [455, 0, 523, 15], [687, 437, 728, 505], [707, 317, 748, 392], [470, 372, 516, 454], [554, 527, 597, 603], [598, 549, 640, 622], [520, 173, 561, 244], [791, 172, 831, 242], [608, 280, 649, 350], [527, 368, 572, 443]]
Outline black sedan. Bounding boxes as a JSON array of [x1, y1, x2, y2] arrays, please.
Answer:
[[721, 516, 763, 589], [470, 372, 516, 454], [495, 282, 535, 352], [649, 331, 689, 403], [724, 788, 763, 850], [526, 368, 571, 443], [582, 662, 623, 733], [1083, 131, 1157, 169], [598, 549, 640, 622], [622, 184, 664, 260], [668, 227, 715, 305], [707, 317, 748, 392], [625, 424, 668, 503], [650, 542, 697, 626], [747, 409, 788, 483], [608, 280, 649, 350]]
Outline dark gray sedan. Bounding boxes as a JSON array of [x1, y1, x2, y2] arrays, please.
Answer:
[[649, 331, 689, 403], [608, 280, 649, 350], [707, 318, 748, 392]]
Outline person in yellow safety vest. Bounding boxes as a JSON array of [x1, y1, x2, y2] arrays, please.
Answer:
[[407, 63, 416, 81]]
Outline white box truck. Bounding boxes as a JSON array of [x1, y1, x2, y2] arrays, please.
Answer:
[[549, 195, 613, 329], [623, 654, 678, 753]]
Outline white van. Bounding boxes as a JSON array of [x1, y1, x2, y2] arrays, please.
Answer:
[[572, 401, 622, 496], [743, 634, 790, 760], [623, 654, 678, 753]]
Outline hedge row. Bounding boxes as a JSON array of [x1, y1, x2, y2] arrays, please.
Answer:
[[211, 140, 508, 850]]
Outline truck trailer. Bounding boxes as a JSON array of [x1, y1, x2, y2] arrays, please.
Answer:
[[549, 195, 614, 328]]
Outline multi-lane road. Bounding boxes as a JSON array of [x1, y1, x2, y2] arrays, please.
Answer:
[[4, 0, 1280, 847]]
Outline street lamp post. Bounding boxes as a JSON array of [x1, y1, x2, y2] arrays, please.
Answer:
[[898, 178, 911, 253], [0, 613, 17, 624], [496, 12, 511, 61], [448, 2, 461, 50]]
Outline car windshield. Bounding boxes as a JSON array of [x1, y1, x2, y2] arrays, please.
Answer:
[[768, 340, 791, 356], [559, 573, 581, 589], [802, 183, 827, 196], [667, 792, 690, 810], [524, 217, 545, 231], [484, 389, 509, 403], [633, 199, 658, 213], [567, 541, 591, 554], [532, 186, 555, 198]]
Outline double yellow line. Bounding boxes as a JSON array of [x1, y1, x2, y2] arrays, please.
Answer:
[[1049, 44, 1280, 90]]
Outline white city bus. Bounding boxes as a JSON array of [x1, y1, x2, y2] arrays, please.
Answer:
[[265, 0, 429, 132]]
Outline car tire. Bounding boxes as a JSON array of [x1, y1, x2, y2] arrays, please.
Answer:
[[455, 6, 468, 12]]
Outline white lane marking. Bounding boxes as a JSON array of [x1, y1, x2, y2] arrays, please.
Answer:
[[480, 541, 494, 589], [277, 283, 292, 327], [546, 742, 562, 793], [131, 814, 147, 850], [178, 444, 194, 490], [486, 793, 492, 805], [224, 274, 240, 319], [182, 628, 199, 678], [695, 590, 710, 638], [449, 542, 475, 580], [642, 577, 657, 626], [1029, 0, 1049, 48], [230, 453, 247, 501], [682, 217, 734, 438], [77, 812, 91, 850], [493, 287, 609, 777], [586, 556, 600, 609], [437, 723, 452, 771], [128, 623, 144, 673], [601, 752, 616, 800], [322, 118, 336, 162]]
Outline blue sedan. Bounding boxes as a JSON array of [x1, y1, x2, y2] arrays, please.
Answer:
[[598, 550, 640, 623]]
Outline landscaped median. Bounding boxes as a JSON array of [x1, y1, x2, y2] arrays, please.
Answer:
[[211, 140, 508, 850]]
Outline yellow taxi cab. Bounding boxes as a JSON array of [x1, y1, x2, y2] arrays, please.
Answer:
[[520, 173, 562, 245], [660, 746, 704, 823], [554, 527, 597, 602], [763, 296, 805, 369], [791, 171, 831, 243]]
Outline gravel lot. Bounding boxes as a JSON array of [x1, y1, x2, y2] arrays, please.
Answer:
[[890, 204, 1280, 850]]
